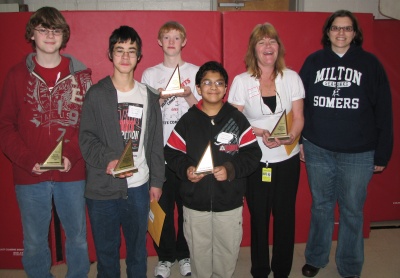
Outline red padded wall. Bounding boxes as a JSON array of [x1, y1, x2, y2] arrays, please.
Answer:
[[0, 10, 399, 270], [0, 12, 32, 269], [0, 10, 222, 269], [62, 11, 222, 84], [370, 20, 400, 221], [222, 11, 376, 245]]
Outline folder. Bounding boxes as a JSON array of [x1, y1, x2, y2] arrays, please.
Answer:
[[284, 110, 300, 155], [148, 201, 166, 246]]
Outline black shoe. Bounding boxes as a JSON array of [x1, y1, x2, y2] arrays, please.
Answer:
[[344, 276, 359, 278], [302, 264, 320, 277]]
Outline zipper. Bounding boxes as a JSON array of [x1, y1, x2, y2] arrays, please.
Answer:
[[32, 71, 73, 134], [209, 116, 214, 212]]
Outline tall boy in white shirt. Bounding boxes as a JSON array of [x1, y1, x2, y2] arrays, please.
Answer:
[[141, 21, 200, 278]]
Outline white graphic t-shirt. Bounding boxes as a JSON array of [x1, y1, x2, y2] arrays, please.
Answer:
[[117, 81, 149, 188]]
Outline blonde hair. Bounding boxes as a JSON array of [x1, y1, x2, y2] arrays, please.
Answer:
[[245, 23, 286, 79]]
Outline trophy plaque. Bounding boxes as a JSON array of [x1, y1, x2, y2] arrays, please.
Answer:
[[268, 110, 290, 142], [161, 64, 184, 96], [112, 138, 138, 177], [39, 138, 64, 170], [194, 142, 214, 175]]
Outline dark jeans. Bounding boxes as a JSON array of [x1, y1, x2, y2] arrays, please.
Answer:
[[87, 182, 149, 278], [154, 165, 189, 262], [246, 155, 300, 278]]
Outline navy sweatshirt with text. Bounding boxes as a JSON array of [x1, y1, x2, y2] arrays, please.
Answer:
[[299, 44, 393, 166]]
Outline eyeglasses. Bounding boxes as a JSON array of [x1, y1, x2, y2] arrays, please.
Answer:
[[260, 90, 283, 115], [34, 28, 63, 36], [330, 25, 354, 32], [201, 80, 226, 87], [113, 49, 137, 58]]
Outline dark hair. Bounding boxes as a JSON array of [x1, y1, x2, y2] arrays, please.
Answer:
[[321, 10, 363, 46], [245, 23, 286, 79], [195, 61, 228, 86], [25, 6, 70, 50], [108, 26, 142, 59]]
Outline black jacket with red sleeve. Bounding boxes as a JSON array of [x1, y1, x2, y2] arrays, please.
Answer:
[[165, 101, 261, 212]]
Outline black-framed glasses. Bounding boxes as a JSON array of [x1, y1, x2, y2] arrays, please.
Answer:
[[330, 25, 354, 32], [113, 49, 137, 58], [34, 28, 63, 36], [260, 90, 283, 115]]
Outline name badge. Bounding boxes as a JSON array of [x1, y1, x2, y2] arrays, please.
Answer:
[[262, 167, 272, 182], [128, 105, 143, 119]]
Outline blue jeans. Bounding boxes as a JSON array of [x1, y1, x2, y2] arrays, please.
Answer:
[[15, 181, 89, 278], [86, 182, 149, 278], [303, 139, 374, 277]]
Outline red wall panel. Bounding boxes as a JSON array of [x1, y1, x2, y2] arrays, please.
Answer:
[[0, 10, 222, 269], [0, 10, 398, 270], [370, 20, 400, 222], [222, 11, 378, 244], [0, 12, 32, 269], [222, 11, 374, 86], [62, 11, 222, 84]]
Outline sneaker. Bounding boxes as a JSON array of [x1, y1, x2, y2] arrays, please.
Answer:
[[179, 258, 191, 276], [154, 261, 174, 278]]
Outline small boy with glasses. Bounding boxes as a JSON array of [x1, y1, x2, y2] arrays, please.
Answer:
[[164, 61, 261, 278]]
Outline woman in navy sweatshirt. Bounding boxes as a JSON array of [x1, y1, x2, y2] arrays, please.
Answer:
[[299, 10, 393, 278]]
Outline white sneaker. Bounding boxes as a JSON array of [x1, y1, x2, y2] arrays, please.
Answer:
[[154, 261, 174, 278], [179, 258, 191, 276]]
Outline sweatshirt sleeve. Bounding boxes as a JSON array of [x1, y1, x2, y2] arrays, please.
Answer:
[[298, 55, 312, 145], [63, 70, 92, 166], [0, 68, 37, 173], [148, 92, 165, 189], [227, 115, 262, 180], [164, 119, 194, 181], [79, 86, 120, 169], [371, 61, 393, 166]]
